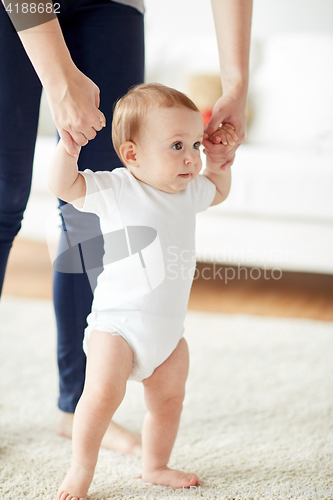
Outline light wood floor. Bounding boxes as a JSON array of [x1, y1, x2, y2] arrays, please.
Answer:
[[2, 239, 333, 321]]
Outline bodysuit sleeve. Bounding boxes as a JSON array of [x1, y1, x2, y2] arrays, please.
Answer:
[[188, 174, 216, 213], [73, 168, 125, 218]]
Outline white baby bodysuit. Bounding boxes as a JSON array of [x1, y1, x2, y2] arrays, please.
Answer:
[[75, 167, 216, 381]]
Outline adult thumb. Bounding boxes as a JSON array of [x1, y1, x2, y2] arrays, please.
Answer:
[[94, 87, 100, 109], [204, 113, 225, 139], [61, 129, 80, 157]]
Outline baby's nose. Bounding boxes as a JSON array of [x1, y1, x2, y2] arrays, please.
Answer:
[[184, 151, 197, 164]]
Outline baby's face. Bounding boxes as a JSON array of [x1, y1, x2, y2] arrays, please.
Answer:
[[131, 106, 204, 193]]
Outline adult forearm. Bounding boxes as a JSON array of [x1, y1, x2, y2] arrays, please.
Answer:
[[1, 1, 104, 156], [1, 5, 75, 91], [211, 0, 253, 95]]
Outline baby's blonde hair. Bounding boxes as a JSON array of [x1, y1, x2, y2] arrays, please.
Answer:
[[112, 83, 200, 160]]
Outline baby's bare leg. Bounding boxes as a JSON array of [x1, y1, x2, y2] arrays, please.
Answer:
[[58, 331, 133, 500], [141, 338, 199, 488]]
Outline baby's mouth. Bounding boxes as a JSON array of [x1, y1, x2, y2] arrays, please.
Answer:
[[178, 173, 191, 178]]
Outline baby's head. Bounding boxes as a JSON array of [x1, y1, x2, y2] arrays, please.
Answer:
[[112, 83, 204, 193]]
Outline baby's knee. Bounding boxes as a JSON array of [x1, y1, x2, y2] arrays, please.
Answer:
[[150, 392, 185, 417], [83, 380, 126, 410]]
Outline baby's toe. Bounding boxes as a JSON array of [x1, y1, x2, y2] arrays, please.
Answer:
[[187, 474, 199, 486]]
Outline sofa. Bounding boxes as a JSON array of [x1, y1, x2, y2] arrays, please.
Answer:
[[196, 33, 333, 274]]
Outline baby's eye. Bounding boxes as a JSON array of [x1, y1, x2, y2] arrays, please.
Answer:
[[172, 142, 182, 151], [193, 141, 201, 150]]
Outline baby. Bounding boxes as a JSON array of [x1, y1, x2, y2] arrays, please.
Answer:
[[48, 83, 236, 500]]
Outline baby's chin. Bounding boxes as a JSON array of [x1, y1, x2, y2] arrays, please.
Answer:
[[134, 173, 196, 193], [155, 183, 185, 194]]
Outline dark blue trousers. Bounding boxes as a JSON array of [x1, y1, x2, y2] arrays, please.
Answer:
[[0, 0, 144, 412]]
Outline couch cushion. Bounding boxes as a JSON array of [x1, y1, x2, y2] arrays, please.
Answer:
[[204, 144, 333, 221]]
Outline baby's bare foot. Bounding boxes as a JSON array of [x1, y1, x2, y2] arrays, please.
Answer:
[[57, 411, 142, 456], [58, 462, 94, 500], [142, 467, 199, 488]]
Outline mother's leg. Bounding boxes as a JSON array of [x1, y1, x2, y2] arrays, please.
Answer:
[[0, 3, 42, 296], [54, 0, 144, 453]]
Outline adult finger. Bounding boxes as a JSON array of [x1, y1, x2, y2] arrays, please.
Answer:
[[211, 129, 236, 146], [203, 137, 237, 154], [67, 128, 89, 147], [203, 141, 237, 164], [84, 128, 97, 141], [95, 87, 100, 109], [221, 124, 239, 142], [78, 108, 105, 138], [204, 109, 226, 138], [67, 108, 105, 145], [203, 149, 235, 165], [95, 109, 106, 130], [220, 157, 235, 170], [91, 106, 106, 131], [209, 124, 238, 145], [209, 130, 231, 146]]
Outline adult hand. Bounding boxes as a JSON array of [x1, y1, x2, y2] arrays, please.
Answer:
[[46, 67, 106, 157], [203, 89, 247, 168]]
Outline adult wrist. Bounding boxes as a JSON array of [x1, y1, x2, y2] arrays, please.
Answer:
[[221, 74, 249, 98], [40, 54, 77, 91], [42, 61, 81, 102]]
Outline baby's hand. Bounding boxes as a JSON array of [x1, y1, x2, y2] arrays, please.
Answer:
[[204, 123, 238, 146], [58, 138, 82, 159], [203, 123, 237, 171], [203, 123, 237, 170]]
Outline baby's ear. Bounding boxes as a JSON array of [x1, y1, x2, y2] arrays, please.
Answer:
[[119, 141, 138, 167]]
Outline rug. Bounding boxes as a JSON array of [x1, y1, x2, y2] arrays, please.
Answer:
[[0, 297, 332, 500]]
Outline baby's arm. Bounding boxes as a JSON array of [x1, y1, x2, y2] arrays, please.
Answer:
[[202, 124, 232, 206], [48, 140, 86, 207]]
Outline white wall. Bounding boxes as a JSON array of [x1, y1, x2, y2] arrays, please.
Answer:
[[38, 0, 333, 135], [144, 0, 219, 88], [251, 0, 333, 37], [143, 0, 333, 90], [144, 0, 333, 42]]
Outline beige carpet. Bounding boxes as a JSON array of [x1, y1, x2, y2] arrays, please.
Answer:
[[0, 297, 333, 500]]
